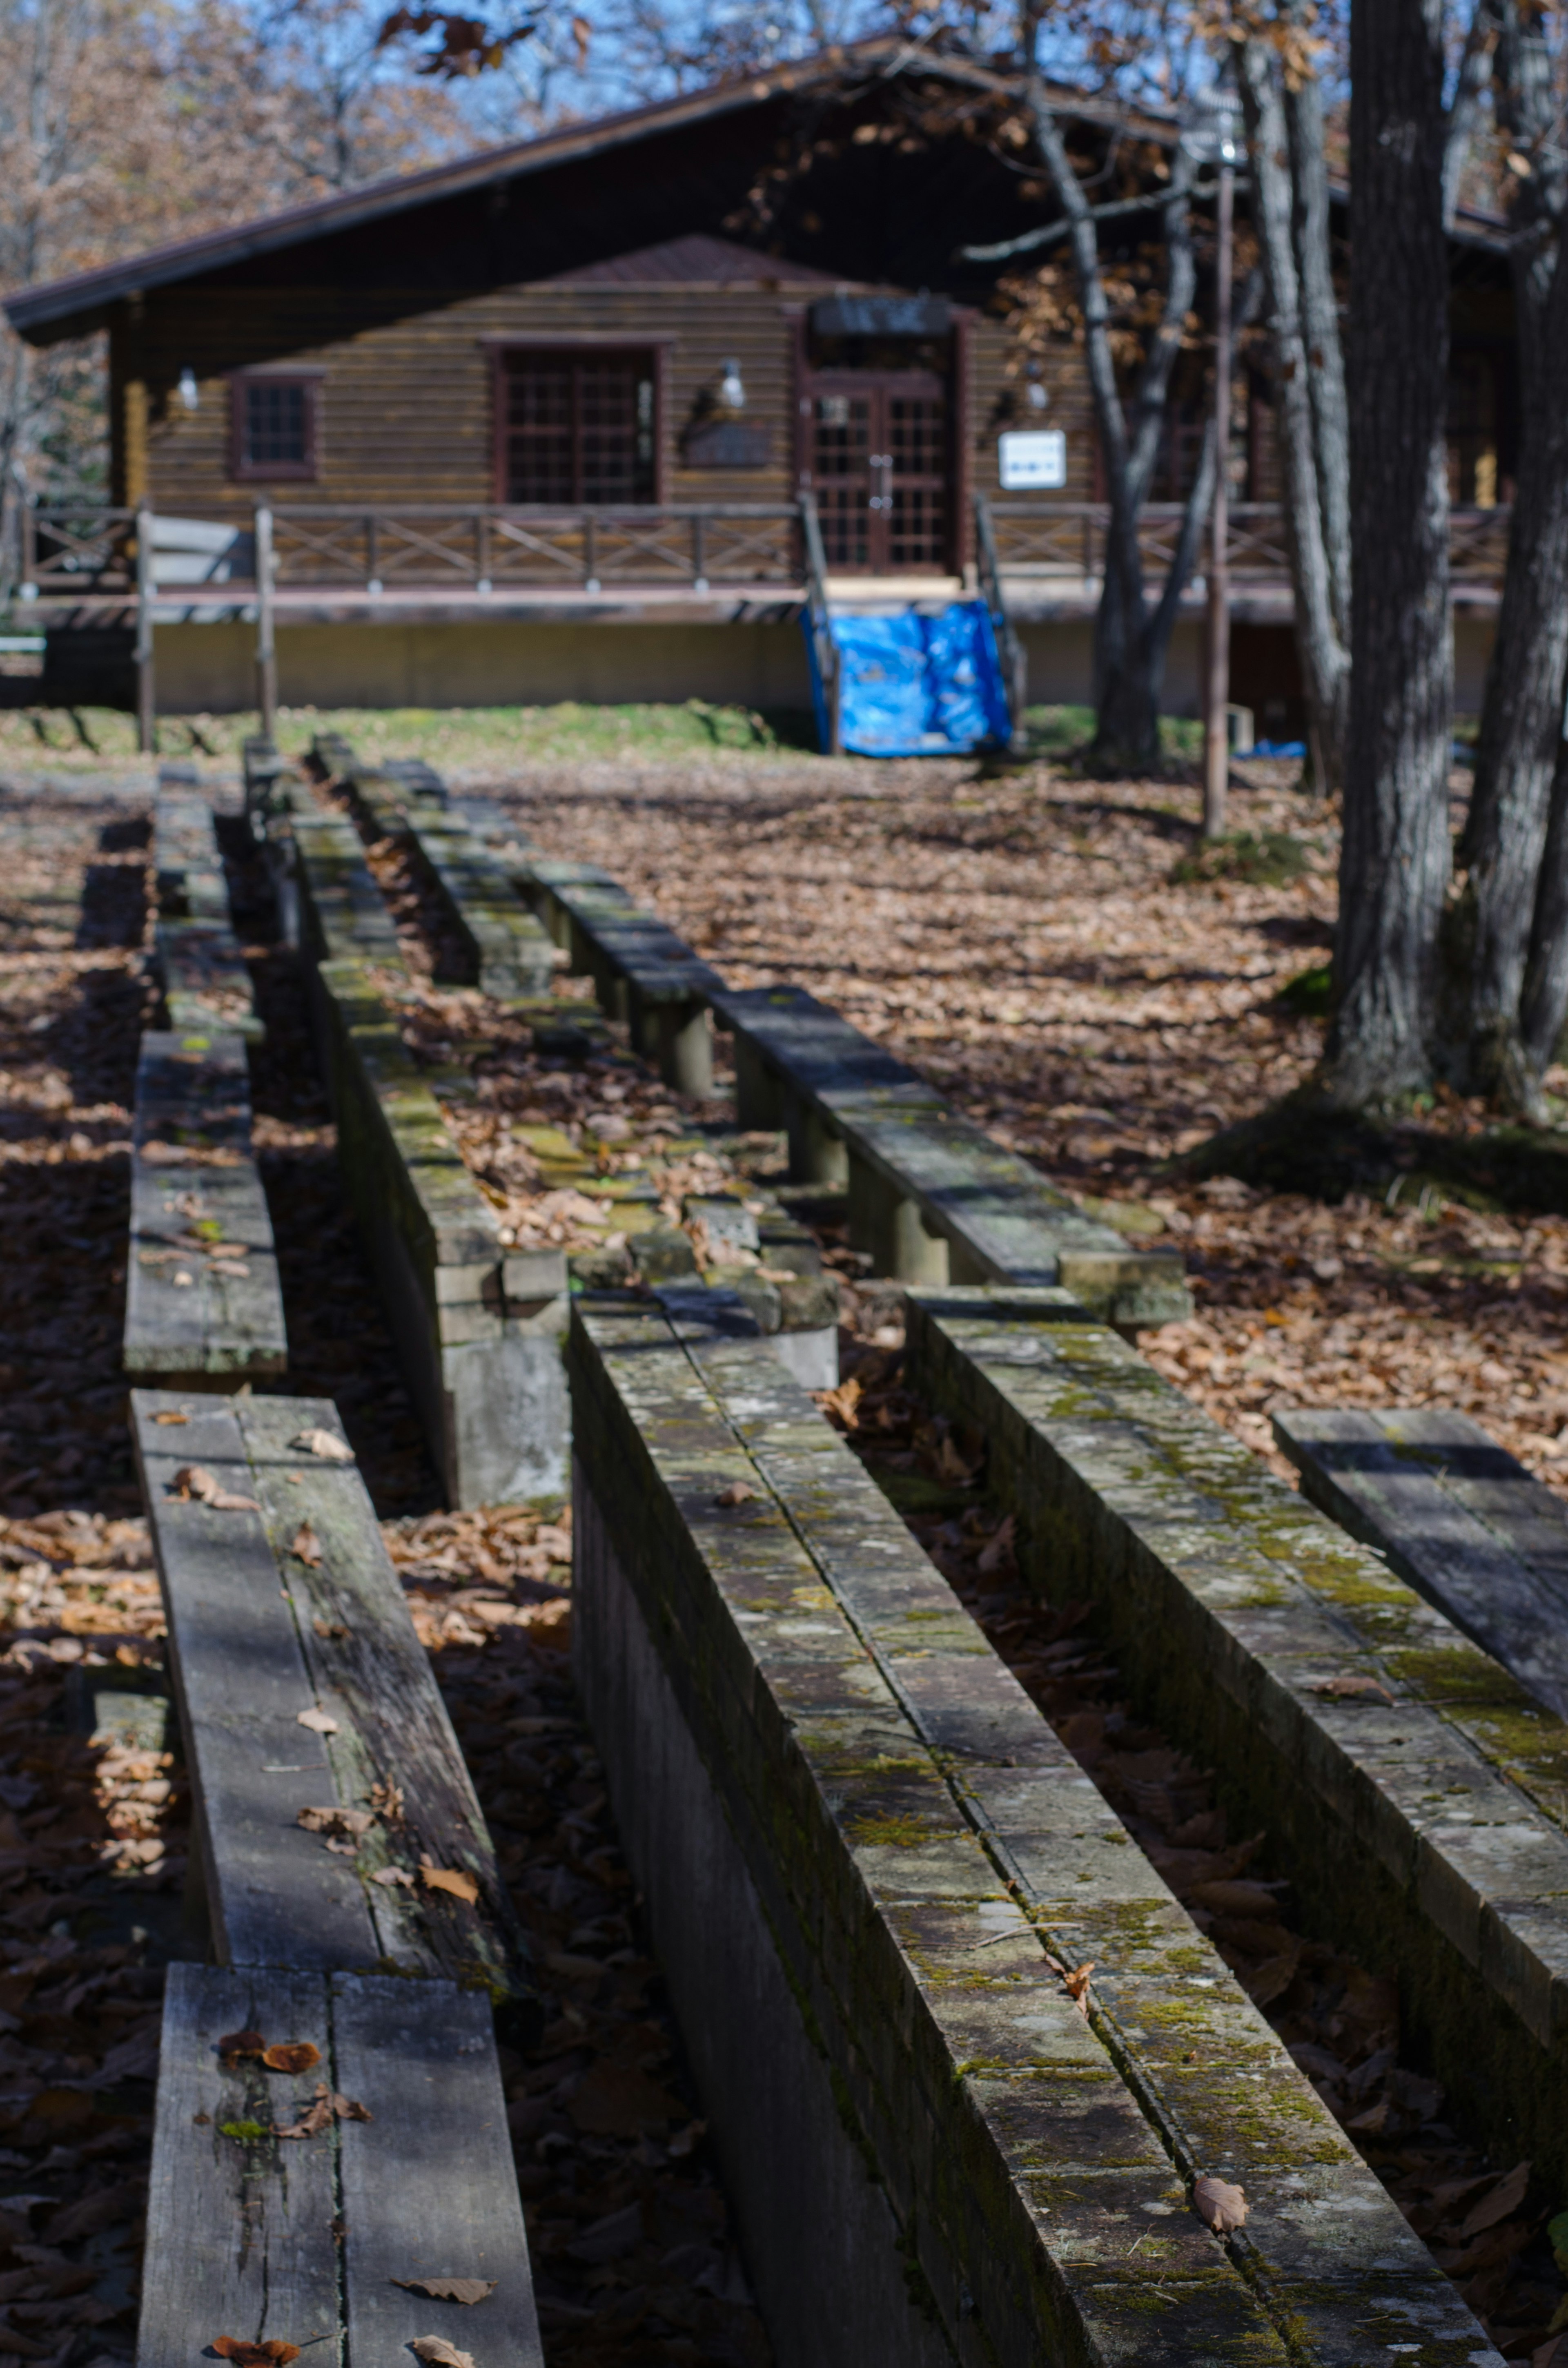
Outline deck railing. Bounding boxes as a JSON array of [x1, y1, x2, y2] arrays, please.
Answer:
[[16, 497, 1518, 604]]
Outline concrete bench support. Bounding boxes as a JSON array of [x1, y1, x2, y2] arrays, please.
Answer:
[[1275, 1405, 1568, 1724], [568, 1293, 1494, 2368], [125, 1030, 286, 1388], [906, 1284, 1568, 2192]]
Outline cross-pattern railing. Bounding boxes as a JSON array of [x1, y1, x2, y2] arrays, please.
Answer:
[[15, 498, 1518, 603]]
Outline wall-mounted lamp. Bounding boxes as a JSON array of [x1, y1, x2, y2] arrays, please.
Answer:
[[719, 358, 746, 413], [178, 367, 200, 413], [1024, 361, 1049, 413]]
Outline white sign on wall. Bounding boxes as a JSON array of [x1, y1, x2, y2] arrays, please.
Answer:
[[998, 429, 1067, 491]]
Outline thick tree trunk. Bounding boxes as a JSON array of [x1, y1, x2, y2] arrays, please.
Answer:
[[1026, 79, 1200, 771], [1454, 2, 1568, 1110], [1238, 29, 1350, 790], [1323, 0, 1452, 1109], [1521, 737, 1568, 1075]]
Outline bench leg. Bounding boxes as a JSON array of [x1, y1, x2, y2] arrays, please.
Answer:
[[734, 1036, 782, 1132], [656, 1002, 713, 1097], [786, 1097, 848, 1188], [849, 1151, 949, 1283]]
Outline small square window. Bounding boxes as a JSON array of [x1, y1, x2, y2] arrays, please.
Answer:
[[230, 374, 319, 481]]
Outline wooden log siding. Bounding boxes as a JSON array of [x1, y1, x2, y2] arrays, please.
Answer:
[[567, 1296, 1496, 2368], [903, 1285, 1568, 2191]]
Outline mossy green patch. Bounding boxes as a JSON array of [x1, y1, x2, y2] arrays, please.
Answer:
[[220, 2118, 270, 2142]]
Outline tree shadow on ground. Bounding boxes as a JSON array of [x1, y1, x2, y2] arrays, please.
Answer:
[[1172, 1088, 1568, 1217]]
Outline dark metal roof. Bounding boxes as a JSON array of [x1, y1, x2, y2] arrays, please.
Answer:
[[3, 40, 1506, 343], [3, 38, 1016, 341]]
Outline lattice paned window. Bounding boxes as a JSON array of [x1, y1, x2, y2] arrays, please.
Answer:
[[230, 374, 320, 481], [501, 352, 657, 504]]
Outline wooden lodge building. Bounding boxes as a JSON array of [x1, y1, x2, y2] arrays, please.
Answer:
[[4, 39, 1517, 725]]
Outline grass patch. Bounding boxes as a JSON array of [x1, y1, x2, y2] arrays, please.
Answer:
[[1019, 706, 1203, 763], [1277, 962, 1334, 1016], [1170, 828, 1312, 888]]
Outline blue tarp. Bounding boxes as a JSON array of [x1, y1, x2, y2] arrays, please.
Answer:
[[804, 601, 1012, 756]]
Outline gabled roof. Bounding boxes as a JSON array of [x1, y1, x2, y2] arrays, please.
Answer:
[[3, 37, 1011, 342], [544, 232, 846, 286]]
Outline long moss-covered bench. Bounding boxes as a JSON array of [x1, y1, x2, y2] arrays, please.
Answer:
[[568, 1291, 1495, 2368]]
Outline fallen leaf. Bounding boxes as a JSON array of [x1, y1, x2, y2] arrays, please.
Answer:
[[713, 1481, 755, 1507], [1193, 2174, 1248, 2235], [297, 1806, 376, 1840], [217, 2029, 266, 2065], [1061, 1960, 1094, 2016], [261, 2042, 321, 2074], [211, 2343, 301, 2365], [1459, 2160, 1530, 2238], [313, 1617, 349, 1640], [976, 1514, 1016, 1574], [817, 1375, 863, 1426], [152, 1410, 189, 1425], [419, 1858, 479, 1906], [392, 2279, 497, 2306], [1312, 1673, 1394, 1706], [297, 1706, 339, 1735], [371, 1778, 405, 1821], [335, 2093, 373, 2122], [173, 1464, 260, 1513], [273, 2094, 333, 2141], [409, 2343, 475, 2368], [291, 1523, 323, 1568], [291, 1426, 355, 1462], [372, 1866, 416, 1889], [667, 2118, 707, 2158]]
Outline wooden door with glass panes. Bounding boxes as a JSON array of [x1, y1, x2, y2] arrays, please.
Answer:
[[811, 371, 948, 571]]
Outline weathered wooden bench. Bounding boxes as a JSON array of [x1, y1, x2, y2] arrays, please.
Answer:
[[1274, 1405, 1568, 1724], [284, 792, 573, 1505], [905, 1284, 1568, 2192], [125, 1030, 287, 1389], [131, 1388, 541, 2365], [712, 979, 1190, 1323], [323, 743, 556, 999], [516, 859, 720, 1092], [568, 1291, 1494, 2368], [153, 776, 263, 1041]]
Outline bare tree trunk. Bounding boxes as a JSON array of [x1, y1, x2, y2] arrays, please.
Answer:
[[1025, 77, 1201, 771], [1323, 0, 1452, 1109], [1521, 735, 1568, 1073], [1238, 25, 1350, 790], [1454, 1, 1568, 1111]]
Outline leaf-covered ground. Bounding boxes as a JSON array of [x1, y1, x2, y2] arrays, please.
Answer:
[[447, 745, 1568, 1497]]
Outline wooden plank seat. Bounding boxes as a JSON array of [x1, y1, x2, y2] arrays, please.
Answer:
[[141, 1963, 542, 2368], [125, 1030, 287, 1388], [131, 1387, 531, 1989], [568, 1290, 1495, 2367], [283, 803, 570, 1501], [905, 1284, 1568, 2192], [712, 980, 1191, 1324], [130, 1391, 541, 2365], [154, 780, 263, 1041], [1273, 1405, 1568, 1723]]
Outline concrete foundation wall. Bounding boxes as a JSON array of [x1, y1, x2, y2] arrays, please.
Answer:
[[140, 606, 1497, 719]]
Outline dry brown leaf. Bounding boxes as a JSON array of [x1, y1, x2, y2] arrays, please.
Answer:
[[371, 1778, 405, 1822], [151, 1410, 189, 1425], [172, 1464, 260, 1513], [976, 1514, 1016, 1574], [713, 1481, 756, 1508], [817, 1375, 863, 1426], [335, 2092, 373, 2123], [372, 1866, 416, 1889], [297, 1805, 376, 1842], [409, 2342, 474, 2368], [1061, 1960, 1094, 2004], [290, 1523, 323, 1568], [211, 2342, 301, 2366], [273, 2094, 334, 2141], [216, 2029, 266, 2065], [1312, 1673, 1394, 1706], [1459, 2160, 1530, 2239], [290, 1426, 355, 1462], [393, 2279, 497, 2306], [297, 1706, 339, 1735], [1193, 2174, 1248, 2234], [419, 1859, 479, 1906], [261, 2041, 321, 2074], [313, 1617, 349, 1640]]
